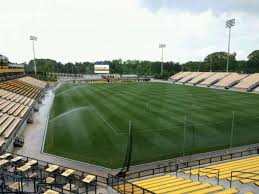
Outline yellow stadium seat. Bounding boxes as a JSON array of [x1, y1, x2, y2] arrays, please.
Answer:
[[214, 188, 239, 194], [139, 178, 186, 189], [168, 183, 211, 194], [134, 175, 171, 185], [156, 181, 201, 194], [189, 185, 225, 194], [147, 179, 192, 192]]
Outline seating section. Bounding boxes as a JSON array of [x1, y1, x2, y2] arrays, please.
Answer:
[[170, 72, 259, 92], [171, 72, 192, 82], [234, 73, 259, 91], [0, 152, 97, 193], [178, 72, 203, 84], [125, 175, 238, 194], [184, 155, 259, 187], [0, 76, 46, 98], [199, 72, 230, 86], [0, 76, 46, 150], [215, 73, 248, 88], [188, 72, 215, 85], [170, 72, 183, 80]]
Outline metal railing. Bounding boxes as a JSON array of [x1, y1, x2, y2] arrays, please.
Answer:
[[229, 170, 259, 188], [107, 173, 154, 194], [197, 167, 220, 185], [0, 161, 100, 194], [124, 146, 259, 181], [0, 151, 107, 194], [8, 152, 107, 184]]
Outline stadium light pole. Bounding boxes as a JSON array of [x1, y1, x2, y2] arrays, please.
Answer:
[[30, 36, 38, 75], [225, 19, 235, 72], [159, 44, 166, 79]]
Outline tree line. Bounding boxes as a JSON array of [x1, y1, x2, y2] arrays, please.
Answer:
[[25, 50, 259, 78]]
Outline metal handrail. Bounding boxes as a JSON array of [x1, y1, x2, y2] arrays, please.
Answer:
[[125, 146, 259, 180]]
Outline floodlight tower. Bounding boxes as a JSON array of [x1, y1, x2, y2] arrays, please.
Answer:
[[225, 19, 235, 72], [30, 36, 38, 75], [159, 44, 166, 78]]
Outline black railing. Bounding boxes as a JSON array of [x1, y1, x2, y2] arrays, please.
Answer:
[[0, 168, 26, 193], [107, 173, 154, 194], [0, 157, 101, 194], [6, 152, 108, 184], [197, 167, 220, 185], [229, 170, 259, 188], [124, 146, 259, 181]]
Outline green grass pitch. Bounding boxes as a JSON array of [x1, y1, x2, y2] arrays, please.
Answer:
[[44, 82, 259, 168]]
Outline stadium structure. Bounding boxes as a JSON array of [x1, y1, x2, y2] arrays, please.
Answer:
[[0, 53, 258, 194]]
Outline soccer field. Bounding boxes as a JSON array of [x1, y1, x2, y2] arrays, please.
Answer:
[[44, 82, 259, 168]]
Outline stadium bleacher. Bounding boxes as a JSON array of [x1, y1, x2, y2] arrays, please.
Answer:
[[110, 153, 259, 194], [170, 72, 183, 80], [0, 76, 46, 98], [0, 76, 46, 153], [170, 72, 259, 92], [188, 72, 215, 85], [185, 155, 259, 188], [177, 72, 203, 84], [233, 73, 259, 91], [171, 72, 192, 82], [215, 73, 248, 88], [199, 72, 230, 86], [123, 175, 239, 194]]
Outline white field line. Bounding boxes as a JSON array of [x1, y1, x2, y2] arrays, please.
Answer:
[[89, 105, 127, 135]]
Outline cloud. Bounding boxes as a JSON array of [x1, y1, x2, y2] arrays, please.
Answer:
[[0, 0, 258, 64], [140, 0, 259, 15]]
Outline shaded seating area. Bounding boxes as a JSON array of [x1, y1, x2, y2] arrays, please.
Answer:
[[0, 76, 46, 153], [0, 76, 46, 99], [0, 152, 102, 194], [0, 114, 21, 138]]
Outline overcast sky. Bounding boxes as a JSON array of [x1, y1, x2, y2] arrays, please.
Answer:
[[1, 0, 259, 63]]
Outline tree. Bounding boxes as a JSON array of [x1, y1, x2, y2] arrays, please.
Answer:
[[203, 52, 236, 72], [247, 50, 259, 73], [182, 61, 203, 72]]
